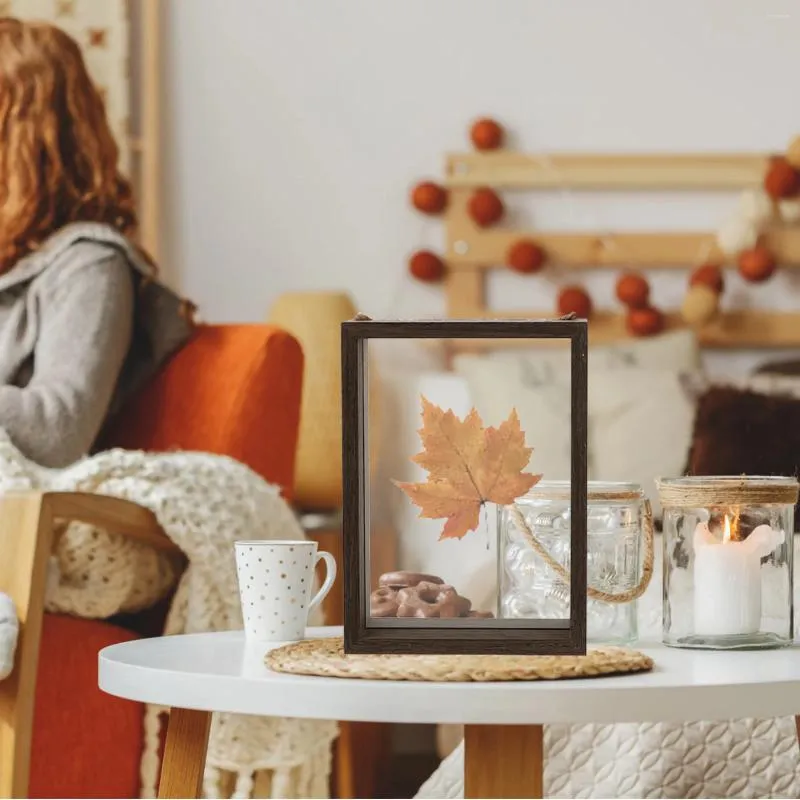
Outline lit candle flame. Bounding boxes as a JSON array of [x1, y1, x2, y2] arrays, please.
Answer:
[[723, 514, 732, 543]]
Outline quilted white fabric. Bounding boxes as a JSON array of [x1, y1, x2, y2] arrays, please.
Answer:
[[417, 538, 800, 799]]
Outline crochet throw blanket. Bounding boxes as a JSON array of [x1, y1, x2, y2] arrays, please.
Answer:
[[0, 431, 337, 799]]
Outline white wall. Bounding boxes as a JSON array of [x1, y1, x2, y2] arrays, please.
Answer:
[[164, 0, 800, 363]]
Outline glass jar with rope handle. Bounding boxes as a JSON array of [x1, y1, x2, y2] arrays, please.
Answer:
[[498, 481, 652, 645]]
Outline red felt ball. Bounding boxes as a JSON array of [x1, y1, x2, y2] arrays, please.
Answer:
[[689, 263, 725, 294], [626, 306, 665, 337], [408, 251, 445, 282], [506, 239, 546, 273], [467, 188, 504, 227], [410, 181, 447, 215], [470, 118, 504, 151], [557, 286, 592, 319], [615, 272, 650, 309], [738, 246, 776, 283], [764, 156, 800, 199]]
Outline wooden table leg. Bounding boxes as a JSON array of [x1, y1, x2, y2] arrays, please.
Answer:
[[464, 724, 543, 799], [158, 708, 212, 799]]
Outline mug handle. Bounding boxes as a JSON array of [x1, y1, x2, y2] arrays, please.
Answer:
[[308, 551, 337, 614]]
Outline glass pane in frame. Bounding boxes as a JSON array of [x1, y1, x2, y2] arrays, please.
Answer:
[[342, 320, 587, 654]]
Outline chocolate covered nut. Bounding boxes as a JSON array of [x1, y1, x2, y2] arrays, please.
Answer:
[[378, 571, 444, 590], [370, 586, 399, 617], [396, 582, 472, 618]]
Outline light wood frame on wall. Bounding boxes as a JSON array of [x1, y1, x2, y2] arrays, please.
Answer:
[[443, 151, 800, 351], [127, 0, 161, 261]]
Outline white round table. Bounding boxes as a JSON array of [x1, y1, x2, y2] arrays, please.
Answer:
[[99, 626, 800, 799]]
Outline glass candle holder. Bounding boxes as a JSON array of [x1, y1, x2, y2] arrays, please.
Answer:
[[658, 476, 798, 650], [497, 481, 651, 645]]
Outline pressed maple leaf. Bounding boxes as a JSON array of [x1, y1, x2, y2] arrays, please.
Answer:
[[394, 397, 541, 540]]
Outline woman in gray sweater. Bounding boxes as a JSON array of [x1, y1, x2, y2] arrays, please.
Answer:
[[0, 19, 191, 467]]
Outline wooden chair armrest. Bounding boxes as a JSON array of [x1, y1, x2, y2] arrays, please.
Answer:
[[0, 491, 179, 798], [45, 492, 179, 554]]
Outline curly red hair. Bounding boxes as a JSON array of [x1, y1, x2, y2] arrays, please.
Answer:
[[0, 18, 136, 273]]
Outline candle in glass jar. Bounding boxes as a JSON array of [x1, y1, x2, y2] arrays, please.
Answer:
[[693, 515, 761, 636]]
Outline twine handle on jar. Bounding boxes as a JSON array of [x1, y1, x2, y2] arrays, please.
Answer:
[[509, 499, 655, 604]]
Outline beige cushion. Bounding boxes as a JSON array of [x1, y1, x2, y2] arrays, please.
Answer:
[[589, 368, 696, 514]]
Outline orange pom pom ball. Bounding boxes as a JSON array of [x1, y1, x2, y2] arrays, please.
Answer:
[[615, 272, 650, 309], [764, 156, 800, 199], [470, 118, 504, 151], [557, 286, 592, 319], [626, 306, 665, 337], [468, 188, 504, 227], [689, 263, 725, 294], [408, 251, 445, 283], [738, 246, 776, 283], [506, 239, 546, 273], [410, 181, 447, 215]]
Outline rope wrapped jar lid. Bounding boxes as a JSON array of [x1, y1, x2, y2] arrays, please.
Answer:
[[657, 476, 800, 508], [520, 480, 645, 503]]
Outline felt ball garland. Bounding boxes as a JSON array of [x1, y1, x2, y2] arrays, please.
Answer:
[[411, 181, 447, 215], [738, 245, 776, 283], [615, 272, 650, 309], [405, 120, 800, 337], [764, 156, 800, 200], [557, 286, 592, 319], [468, 188, 504, 227], [506, 239, 546, 273], [690, 263, 724, 294], [627, 306, 664, 337], [470, 118, 504, 151], [408, 251, 445, 282]]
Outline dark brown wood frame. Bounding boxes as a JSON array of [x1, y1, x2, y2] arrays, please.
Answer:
[[342, 318, 588, 655]]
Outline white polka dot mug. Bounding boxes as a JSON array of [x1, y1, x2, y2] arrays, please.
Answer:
[[234, 540, 337, 642]]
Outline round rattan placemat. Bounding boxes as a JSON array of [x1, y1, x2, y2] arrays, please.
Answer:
[[266, 637, 653, 682]]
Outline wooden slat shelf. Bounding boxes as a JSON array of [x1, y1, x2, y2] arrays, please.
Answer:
[[445, 227, 800, 268], [445, 152, 772, 190], [440, 309, 800, 350], [440, 146, 800, 347]]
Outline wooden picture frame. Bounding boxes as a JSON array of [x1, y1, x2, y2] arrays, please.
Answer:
[[341, 318, 589, 655]]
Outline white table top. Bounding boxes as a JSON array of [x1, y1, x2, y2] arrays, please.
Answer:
[[99, 627, 800, 725]]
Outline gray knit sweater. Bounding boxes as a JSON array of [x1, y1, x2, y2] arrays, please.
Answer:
[[0, 223, 193, 467]]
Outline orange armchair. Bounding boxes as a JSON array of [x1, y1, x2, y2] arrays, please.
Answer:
[[1, 324, 304, 798]]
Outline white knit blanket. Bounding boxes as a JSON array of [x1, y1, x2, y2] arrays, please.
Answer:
[[0, 431, 337, 799]]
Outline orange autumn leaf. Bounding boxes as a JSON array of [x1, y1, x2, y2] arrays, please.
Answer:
[[394, 397, 541, 540]]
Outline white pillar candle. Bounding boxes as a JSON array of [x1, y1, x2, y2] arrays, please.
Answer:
[[692, 517, 782, 637]]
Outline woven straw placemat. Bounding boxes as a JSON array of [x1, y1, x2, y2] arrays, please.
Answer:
[[266, 637, 653, 682]]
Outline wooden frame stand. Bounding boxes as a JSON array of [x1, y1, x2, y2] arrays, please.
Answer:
[[342, 318, 588, 656]]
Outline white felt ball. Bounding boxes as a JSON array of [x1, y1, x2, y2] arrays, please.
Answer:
[[778, 199, 800, 223], [737, 189, 773, 227], [716, 216, 759, 256], [787, 135, 800, 169], [681, 284, 719, 326]]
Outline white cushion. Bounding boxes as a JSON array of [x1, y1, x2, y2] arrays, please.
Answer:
[[453, 329, 702, 513]]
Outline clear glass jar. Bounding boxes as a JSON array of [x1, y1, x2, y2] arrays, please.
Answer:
[[497, 481, 648, 645], [658, 476, 797, 650]]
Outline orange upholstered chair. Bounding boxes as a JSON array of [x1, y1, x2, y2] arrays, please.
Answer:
[[7, 324, 304, 798]]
